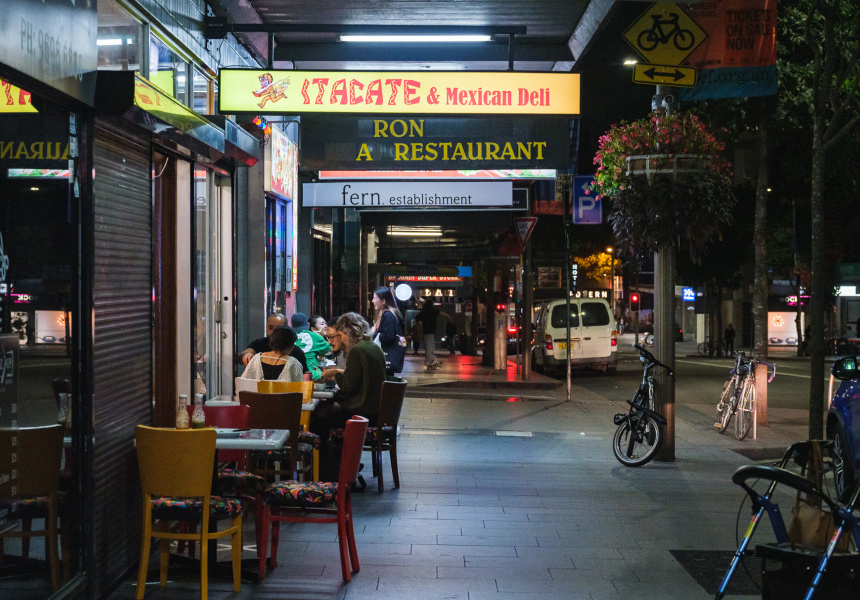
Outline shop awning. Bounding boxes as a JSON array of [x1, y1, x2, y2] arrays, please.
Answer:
[[94, 72, 224, 161], [206, 115, 260, 166]]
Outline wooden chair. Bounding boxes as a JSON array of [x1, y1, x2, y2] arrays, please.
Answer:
[[258, 415, 369, 582], [177, 404, 264, 559], [256, 380, 319, 480], [134, 426, 242, 600], [0, 424, 68, 591], [330, 379, 408, 492], [367, 380, 408, 492], [238, 391, 309, 483]]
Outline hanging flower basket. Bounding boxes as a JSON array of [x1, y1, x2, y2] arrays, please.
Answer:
[[590, 111, 730, 199], [590, 111, 736, 262], [625, 153, 713, 183]]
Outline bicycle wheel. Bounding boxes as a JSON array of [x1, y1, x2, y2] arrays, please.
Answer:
[[673, 28, 695, 50], [736, 379, 755, 440], [637, 29, 659, 51], [717, 378, 735, 434], [613, 413, 663, 467]]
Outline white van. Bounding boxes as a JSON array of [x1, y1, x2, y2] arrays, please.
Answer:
[[532, 297, 618, 375]]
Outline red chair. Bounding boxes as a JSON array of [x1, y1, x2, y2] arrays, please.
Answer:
[[257, 415, 369, 582]]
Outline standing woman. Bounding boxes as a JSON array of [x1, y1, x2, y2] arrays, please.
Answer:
[[370, 286, 406, 375]]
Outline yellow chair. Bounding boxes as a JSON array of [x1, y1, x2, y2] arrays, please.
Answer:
[[255, 381, 319, 480], [134, 426, 242, 600], [0, 424, 67, 591]]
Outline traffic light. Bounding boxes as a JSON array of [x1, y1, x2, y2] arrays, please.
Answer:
[[495, 302, 507, 313], [630, 293, 640, 312]]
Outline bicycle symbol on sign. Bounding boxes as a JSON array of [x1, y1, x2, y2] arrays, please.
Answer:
[[637, 13, 695, 52]]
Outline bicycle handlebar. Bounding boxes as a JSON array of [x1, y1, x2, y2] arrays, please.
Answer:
[[632, 343, 674, 377], [729, 353, 777, 382]]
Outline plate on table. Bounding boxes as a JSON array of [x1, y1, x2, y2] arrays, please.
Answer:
[[214, 428, 245, 438]]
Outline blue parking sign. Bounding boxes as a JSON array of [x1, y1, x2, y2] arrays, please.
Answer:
[[572, 175, 602, 224]]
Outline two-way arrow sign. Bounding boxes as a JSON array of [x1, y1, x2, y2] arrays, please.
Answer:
[[633, 63, 697, 87]]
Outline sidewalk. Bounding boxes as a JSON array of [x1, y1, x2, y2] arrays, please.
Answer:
[[112, 345, 815, 600]]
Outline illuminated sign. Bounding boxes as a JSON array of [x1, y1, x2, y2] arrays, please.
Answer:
[[682, 287, 695, 301], [385, 276, 463, 284], [11, 294, 32, 304], [301, 115, 569, 170], [7, 168, 70, 179], [219, 70, 580, 115], [319, 169, 556, 179], [303, 181, 512, 209], [266, 127, 298, 201], [0, 80, 37, 113]]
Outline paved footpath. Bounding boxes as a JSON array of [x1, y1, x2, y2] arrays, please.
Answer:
[[115, 341, 823, 600]]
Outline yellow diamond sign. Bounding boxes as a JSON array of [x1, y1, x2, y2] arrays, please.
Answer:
[[624, 2, 707, 66]]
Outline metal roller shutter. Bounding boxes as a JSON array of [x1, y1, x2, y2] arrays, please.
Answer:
[[91, 120, 152, 597]]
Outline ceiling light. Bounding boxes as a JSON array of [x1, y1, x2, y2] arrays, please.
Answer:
[[623, 59, 639, 65], [387, 226, 443, 237], [340, 34, 492, 43]]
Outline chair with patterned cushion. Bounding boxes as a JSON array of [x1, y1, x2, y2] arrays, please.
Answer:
[[177, 404, 265, 559], [238, 391, 312, 483], [0, 425, 68, 591], [258, 415, 368, 582], [330, 379, 408, 492], [134, 426, 242, 600], [256, 380, 319, 479]]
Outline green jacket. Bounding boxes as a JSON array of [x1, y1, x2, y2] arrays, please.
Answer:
[[334, 340, 386, 420], [296, 330, 331, 380]]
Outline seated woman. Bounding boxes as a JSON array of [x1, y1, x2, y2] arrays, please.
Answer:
[[241, 325, 303, 382], [311, 312, 386, 478]]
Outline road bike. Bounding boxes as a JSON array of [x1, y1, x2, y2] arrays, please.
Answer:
[[715, 351, 776, 440], [612, 343, 672, 467], [637, 13, 695, 52], [697, 337, 716, 357]]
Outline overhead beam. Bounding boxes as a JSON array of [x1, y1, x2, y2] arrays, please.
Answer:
[[274, 43, 571, 63]]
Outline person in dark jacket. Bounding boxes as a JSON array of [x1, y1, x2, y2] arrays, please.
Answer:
[[724, 323, 736, 356], [415, 297, 441, 368], [369, 286, 405, 375], [240, 312, 308, 373]]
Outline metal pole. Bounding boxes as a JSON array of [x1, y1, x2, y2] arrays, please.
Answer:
[[563, 178, 572, 402]]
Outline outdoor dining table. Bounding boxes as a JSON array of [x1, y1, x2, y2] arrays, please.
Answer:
[[206, 395, 325, 410]]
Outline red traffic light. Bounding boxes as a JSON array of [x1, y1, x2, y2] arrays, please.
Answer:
[[495, 303, 507, 312], [630, 293, 640, 312]]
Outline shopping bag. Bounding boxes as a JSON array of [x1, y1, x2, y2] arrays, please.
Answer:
[[787, 441, 853, 551]]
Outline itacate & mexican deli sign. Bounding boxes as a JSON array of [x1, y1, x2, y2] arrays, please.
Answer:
[[218, 70, 580, 116]]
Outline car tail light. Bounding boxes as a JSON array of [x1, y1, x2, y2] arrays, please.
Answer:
[[544, 334, 553, 350], [611, 330, 617, 347], [507, 327, 518, 335]]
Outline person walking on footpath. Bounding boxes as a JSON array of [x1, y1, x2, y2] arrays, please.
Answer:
[[415, 297, 441, 369], [724, 323, 736, 356]]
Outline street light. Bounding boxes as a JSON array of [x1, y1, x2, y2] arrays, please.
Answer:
[[606, 247, 615, 317]]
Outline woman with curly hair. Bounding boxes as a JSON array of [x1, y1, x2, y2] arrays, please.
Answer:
[[313, 312, 387, 478]]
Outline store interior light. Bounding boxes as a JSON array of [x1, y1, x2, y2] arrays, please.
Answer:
[[387, 226, 443, 237], [340, 34, 493, 43], [97, 38, 133, 46]]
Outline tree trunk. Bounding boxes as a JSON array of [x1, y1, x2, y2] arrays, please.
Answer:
[[808, 115, 827, 440], [753, 113, 770, 426]]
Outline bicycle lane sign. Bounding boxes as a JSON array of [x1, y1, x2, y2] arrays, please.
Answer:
[[623, 2, 707, 66]]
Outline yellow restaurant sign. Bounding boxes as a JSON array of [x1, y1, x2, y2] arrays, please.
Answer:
[[1, 79, 38, 113], [219, 70, 579, 116]]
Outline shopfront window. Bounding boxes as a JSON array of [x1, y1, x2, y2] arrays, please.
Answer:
[[149, 34, 188, 104], [0, 81, 79, 598], [192, 68, 209, 114], [97, 0, 143, 72], [266, 198, 290, 315]]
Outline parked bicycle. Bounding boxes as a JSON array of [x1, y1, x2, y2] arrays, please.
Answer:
[[612, 344, 672, 467], [715, 351, 776, 440]]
